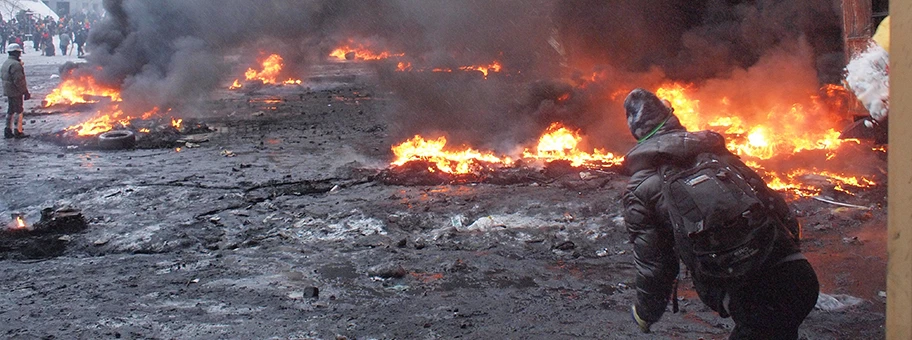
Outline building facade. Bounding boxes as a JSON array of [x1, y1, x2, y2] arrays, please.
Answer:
[[41, 0, 102, 17]]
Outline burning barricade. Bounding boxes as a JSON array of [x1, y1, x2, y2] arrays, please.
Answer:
[[381, 82, 882, 203], [380, 123, 623, 186], [37, 72, 213, 150]]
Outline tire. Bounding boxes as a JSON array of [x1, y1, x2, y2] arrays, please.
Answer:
[[97, 130, 136, 150]]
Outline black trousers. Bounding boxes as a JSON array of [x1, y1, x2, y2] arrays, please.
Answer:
[[727, 259, 819, 340]]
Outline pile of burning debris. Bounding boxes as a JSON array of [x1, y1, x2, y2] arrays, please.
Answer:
[[37, 116, 213, 150], [1, 207, 87, 260], [377, 159, 618, 186]]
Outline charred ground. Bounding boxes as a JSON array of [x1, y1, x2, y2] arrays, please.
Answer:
[[0, 58, 887, 339]]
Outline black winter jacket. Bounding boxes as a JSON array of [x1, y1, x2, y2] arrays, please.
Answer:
[[622, 129, 801, 322]]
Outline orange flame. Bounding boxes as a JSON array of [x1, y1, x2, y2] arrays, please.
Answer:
[[391, 135, 512, 174], [406, 61, 504, 79], [655, 82, 857, 160], [655, 82, 873, 197], [391, 123, 622, 174], [44, 75, 122, 107], [522, 123, 623, 167], [459, 61, 503, 79], [233, 54, 301, 88], [15, 216, 26, 229], [66, 106, 163, 136], [329, 42, 404, 61], [171, 118, 183, 130]]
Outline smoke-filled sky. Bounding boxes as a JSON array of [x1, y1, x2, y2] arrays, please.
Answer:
[[86, 0, 844, 152]]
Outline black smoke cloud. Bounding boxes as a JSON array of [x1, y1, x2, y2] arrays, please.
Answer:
[[83, 0, 843, 152]]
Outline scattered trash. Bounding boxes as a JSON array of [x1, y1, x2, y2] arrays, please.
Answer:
[[330, 185, 341, 193], [220, 150, 236, 157], [816, 293, 865, 311], [813, 196, 872, 210], [450, 215, 465, 228], [617, 283, 629, 289], [303, 286, 319, 298], [611, 215, 625, 228], [596, 248, 610, 257], [579, 172, 595, 180], [842, 236, 864, 245], [553, 240, 575, 251], [878, 291, 887, 298], [368, 263, 407, 279], [185, 142, 201, 148], [252, 111, 265, 117]]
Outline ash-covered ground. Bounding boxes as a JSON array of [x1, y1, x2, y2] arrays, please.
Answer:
[[0, 54, 887, 339]]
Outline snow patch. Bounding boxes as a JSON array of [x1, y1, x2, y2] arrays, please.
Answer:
[[290, 210, 386, 242], [458, 213, 558, 232]]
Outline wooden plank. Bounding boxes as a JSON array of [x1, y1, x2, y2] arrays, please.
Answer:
[[842, 0, 874, 59], [889, 2, 912, 339]]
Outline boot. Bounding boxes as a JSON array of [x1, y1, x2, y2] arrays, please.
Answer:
[[13, 131, 28, 139], [3, 128, 12, 139]]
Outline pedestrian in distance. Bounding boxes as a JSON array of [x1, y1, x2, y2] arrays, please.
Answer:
[[2, 43, 31, 139], [59, 30, 71, 56], [621, 88, 819, 339]]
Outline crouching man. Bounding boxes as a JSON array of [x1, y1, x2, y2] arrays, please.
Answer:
[[621, 88, 818, 339]]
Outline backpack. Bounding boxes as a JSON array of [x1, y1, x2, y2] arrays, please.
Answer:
[[661, 152, 778, 279]]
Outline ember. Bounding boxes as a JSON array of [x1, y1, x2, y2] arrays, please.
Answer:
[[399, 61, 504, 79]]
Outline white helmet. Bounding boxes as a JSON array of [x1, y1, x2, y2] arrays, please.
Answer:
[[7, 43, 22, 53]]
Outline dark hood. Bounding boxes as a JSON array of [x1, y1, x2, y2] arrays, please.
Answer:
[[623, 130, 728, 174], [624, 88, 685, 141]]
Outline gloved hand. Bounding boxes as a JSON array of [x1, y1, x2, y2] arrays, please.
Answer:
[[24, 92, 30, 101], [631, 305, 653, 333]]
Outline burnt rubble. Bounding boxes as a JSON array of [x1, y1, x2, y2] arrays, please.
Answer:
[[377, 159, 619, 187], [1, 208, 87, 260], [36, 117, 214, 150]]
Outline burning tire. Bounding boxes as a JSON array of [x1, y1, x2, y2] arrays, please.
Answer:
[[97, 130, 136, 150]]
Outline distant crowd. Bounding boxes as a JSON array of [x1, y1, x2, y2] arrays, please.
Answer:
[[0, 10, 103, 57]]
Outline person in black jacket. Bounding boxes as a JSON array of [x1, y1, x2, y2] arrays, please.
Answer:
[[621, 88, 818, 339]]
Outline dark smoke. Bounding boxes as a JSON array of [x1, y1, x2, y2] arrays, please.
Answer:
[[82, 0, 843, 153]]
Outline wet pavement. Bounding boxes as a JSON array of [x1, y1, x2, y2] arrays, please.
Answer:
[[0, 55, 887, 339]]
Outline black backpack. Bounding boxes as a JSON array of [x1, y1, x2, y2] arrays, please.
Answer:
[[661, 152, 778, 279]]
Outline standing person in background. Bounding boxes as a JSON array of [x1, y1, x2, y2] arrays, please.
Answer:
[[59, 30, 71, 56], [74, 28, 87, 57], [2, 43, 30, 138]]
